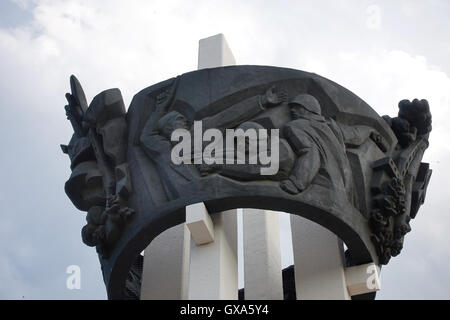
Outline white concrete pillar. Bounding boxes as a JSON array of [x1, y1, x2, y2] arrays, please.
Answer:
[[184, 34, 239, 300], [198, 33, 236, 69], [243, 209, 283, 300], [188, 210, 238, 299], [290, 215, 350, 300], [140, 223, 190, 300], [186, 202, 215, 245], [141, 33, 236, 300]]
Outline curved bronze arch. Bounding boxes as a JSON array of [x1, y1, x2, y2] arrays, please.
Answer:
[[61, 65, 432, 300]]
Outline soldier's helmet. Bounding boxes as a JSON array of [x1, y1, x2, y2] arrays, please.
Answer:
[[288, 94, 322, 115]]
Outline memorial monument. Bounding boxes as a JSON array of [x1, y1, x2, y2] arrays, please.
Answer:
[[61, 34, 432, 300]]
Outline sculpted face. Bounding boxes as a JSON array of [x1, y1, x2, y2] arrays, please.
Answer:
[[290, 104, 310, 120], [159, 111, 189, 139], [172, 114, 189, 131]]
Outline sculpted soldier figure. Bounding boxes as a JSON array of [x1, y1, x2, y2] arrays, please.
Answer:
[[139, 87, 286, 200], [197, 121, 296, 181], [280, 94, 385, 199]]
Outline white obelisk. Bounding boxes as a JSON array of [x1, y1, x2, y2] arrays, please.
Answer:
[[186, 34, 238, 299], [243, 209, 284, 300], [290, 216, 381, 299], [290, 216, 350, 299], [141, 33, 239, 300], [194, 34, 283, 300]]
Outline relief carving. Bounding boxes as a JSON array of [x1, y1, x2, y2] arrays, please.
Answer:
[[61, 76, 134, 257], [59, 67, 433, 299], [370, 99, 432, 264]]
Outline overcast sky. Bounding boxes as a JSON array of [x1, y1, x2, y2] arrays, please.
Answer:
[[0, 0, 449, 300]]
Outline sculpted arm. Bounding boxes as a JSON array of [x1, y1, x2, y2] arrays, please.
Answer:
[[337, 122, 387, 151], [201, 86, 287, 131], [280, 124, 321, 194], [139, 115, 171, 158]]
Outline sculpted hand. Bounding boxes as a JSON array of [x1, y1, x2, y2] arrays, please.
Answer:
[[261, 85, 288, 108], [280, 179, 300, 194]]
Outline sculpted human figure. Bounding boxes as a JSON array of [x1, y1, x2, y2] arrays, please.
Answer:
[[198, 121, 296, 181], [62, 76, 134, 256], [139, 86, 286, 200], [280, 94, 384, 198]]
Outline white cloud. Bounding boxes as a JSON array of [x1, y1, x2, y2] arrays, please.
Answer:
[[331, 49, 450, 156]]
